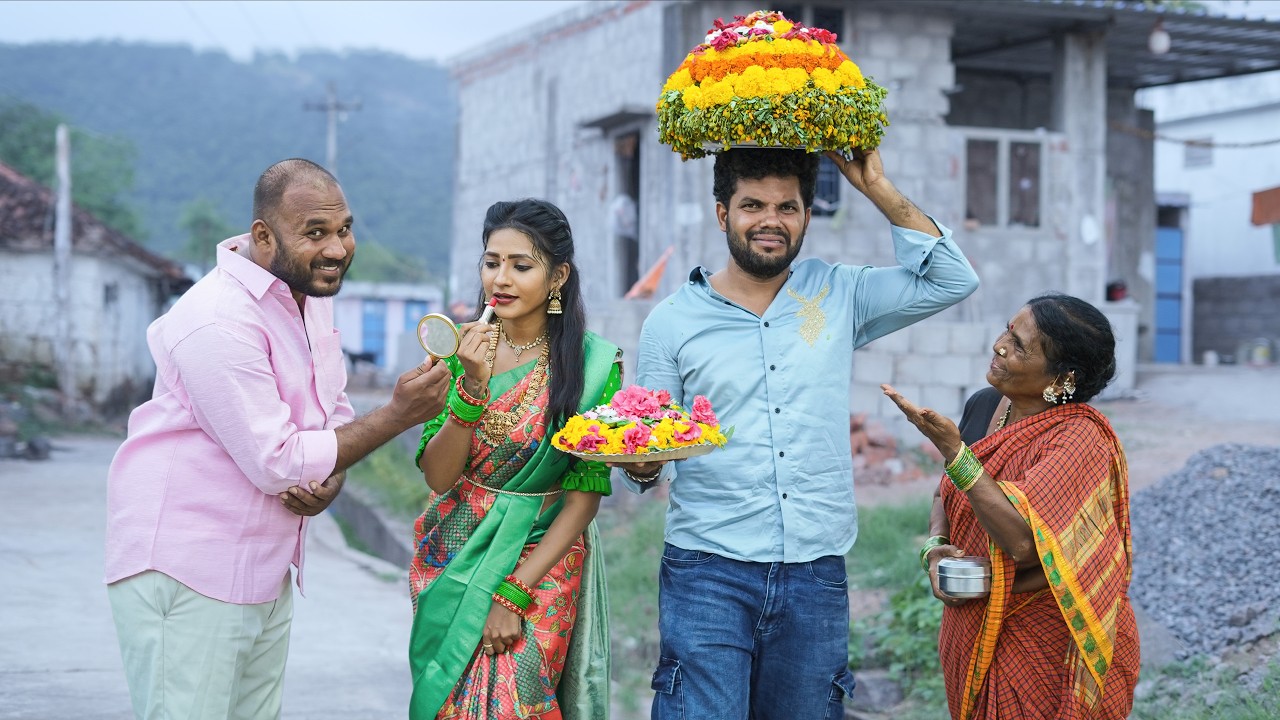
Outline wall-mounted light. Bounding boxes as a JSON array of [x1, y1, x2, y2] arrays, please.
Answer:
[[1148, 19, 1171, 55]]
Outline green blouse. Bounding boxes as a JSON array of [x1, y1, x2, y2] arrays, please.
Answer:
[[415, 352, 621, 495]]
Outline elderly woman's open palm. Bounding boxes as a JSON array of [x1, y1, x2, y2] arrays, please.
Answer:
[[881, 384, 963, 463]]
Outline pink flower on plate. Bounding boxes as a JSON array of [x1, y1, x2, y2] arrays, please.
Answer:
[[573, 424, 609, 452], [690, 395, 718, 426], [673, 420, 703, 444], [622, 423, 653, 455], [610, 385, 663, 420]]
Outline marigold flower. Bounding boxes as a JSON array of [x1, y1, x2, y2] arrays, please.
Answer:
[[657, 15, 887, 163]]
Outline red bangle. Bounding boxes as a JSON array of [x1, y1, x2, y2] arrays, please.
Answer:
[[505, 574, 535, 598], [455, 375, 489, 407], [492, 593, 527, 617]]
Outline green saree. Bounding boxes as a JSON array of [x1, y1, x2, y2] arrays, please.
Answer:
[[408, 332, 619, 720]]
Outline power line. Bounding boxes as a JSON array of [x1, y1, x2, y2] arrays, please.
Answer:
[[1109, 120, 1280, 148], [233, 1, 270, 49], [180, 1, 230, 54]]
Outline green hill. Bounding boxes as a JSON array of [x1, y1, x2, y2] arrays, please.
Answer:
[[0, 41, 455, 279]]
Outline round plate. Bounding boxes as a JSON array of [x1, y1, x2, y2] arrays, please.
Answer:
[[566, 443, 719, 463]]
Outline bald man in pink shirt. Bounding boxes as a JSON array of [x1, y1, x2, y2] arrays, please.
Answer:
[[105, 158, 450, 719]]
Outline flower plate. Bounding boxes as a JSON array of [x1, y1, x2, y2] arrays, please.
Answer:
[[567, 442, 719, 464]]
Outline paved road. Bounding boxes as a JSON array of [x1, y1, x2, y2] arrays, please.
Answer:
[[0, 435, 412, 720]]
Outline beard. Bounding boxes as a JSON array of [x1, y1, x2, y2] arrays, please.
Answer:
[[268, 229, 351, 298], [725, 222, 804, 280]]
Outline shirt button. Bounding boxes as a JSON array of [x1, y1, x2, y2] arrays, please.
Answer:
[[763, 321, 770, 327], [774, 408, 780, 414], [769, 364, 776, 371], [778, 451, 785, 458], [782, 493, 789, 499]]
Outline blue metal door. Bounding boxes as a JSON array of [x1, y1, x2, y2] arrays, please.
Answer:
[[362, 299, 387, 367], [1154, 227, 1183, 363]]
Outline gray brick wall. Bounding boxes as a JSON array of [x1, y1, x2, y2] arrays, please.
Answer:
[[1192, 276, 1280, 364]]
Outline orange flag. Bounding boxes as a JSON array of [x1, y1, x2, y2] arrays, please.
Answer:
[[624, 246, 675, 300]]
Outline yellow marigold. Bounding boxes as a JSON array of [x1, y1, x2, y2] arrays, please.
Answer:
[[701, 77, 735, 106], [663, 68, 694, 92], [735, 65, 768, 98], [600, 430, 626, 455], [774, 19, 793, 33], [681, 84, 706, 109], [697, 423, 727, 446], [810, 66, 840, 93], [651, 418, 676, 448], [835, 60, 866, 88]]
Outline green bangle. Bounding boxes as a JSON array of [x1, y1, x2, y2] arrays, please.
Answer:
[[945, 444, 983, 492], [448, 386, 485, 424], [919, 535, 949, 572], [493, 580, 532, 611]]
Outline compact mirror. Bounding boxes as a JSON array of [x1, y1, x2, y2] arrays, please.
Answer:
[[417, 313, 461, 360]]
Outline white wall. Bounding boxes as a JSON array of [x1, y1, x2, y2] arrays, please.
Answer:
[[0, 251, 166, 403], [1137, 0, 1280, 280]]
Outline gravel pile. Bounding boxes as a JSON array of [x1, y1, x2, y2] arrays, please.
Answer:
[[1129, 443, 1280, 658]]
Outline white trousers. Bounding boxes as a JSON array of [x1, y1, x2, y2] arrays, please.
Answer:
[[108, 570, 293, 720]]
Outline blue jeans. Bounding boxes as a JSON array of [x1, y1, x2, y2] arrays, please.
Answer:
[[650, 544, 856, 720]]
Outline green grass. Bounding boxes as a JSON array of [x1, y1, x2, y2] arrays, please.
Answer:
[[598, 499, 667, 715], [1133, 659, 1280, 720], [345, 441, 433, 521], [847, 497, 933, 589]]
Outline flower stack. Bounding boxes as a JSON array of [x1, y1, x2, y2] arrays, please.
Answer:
[[552, 386, 729, 458], [656, 9, 889, 160]]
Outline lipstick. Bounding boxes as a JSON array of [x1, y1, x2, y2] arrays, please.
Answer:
[[478, 297, 498, 325]]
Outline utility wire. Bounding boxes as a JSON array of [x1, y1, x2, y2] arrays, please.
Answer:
[[1109, 120, 1280, 148]]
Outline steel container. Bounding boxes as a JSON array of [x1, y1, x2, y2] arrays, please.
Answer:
[[937, 556, 991, 599]]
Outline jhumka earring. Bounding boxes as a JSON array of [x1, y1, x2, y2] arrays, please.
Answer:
[[547, 288, 563, 315], [1043, 384, 1060, 404], [1062, 375, 1076, 401]]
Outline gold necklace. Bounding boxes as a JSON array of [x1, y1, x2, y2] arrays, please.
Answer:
[[996, 402, 1012, 429], [499, 320, 547, 362], [480, 342, 550, 444]]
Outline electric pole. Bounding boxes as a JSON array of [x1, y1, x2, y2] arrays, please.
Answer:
[[304, 82, 361, 178], [53, 124, 76, 413]]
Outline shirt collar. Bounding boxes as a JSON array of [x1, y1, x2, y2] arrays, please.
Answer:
[[217, 234, 283, 301]]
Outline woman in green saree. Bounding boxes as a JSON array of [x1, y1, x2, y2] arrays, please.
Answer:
[[409, 199, 619, 720]]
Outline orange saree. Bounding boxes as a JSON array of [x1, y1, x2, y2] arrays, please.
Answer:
[[939, 403, 1140, 720]]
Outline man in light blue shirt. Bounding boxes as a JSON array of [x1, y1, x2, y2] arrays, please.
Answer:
[[618, 148, 978, 719]]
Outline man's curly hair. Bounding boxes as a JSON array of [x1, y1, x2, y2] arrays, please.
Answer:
[[712, 149, 820, 208]]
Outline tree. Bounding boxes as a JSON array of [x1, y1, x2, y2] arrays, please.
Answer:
[[177, 198, 238, 271], [345, 238, 435, 284], [0, 98, 145, 239]]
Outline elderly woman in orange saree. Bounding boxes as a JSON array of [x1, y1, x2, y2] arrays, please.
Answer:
[[884, 293, 1140, 720]]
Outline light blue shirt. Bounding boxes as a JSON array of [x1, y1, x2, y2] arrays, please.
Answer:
[[618, 221, 978, 563]]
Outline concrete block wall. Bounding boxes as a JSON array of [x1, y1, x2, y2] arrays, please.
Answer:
[[851, 316, 1006, 444], [1192, 276, 1280, 364]]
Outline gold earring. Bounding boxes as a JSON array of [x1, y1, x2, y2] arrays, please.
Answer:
[[547, 288, 563, 315], [1043, 384, 1060, 404], [1062, 375, 1076, 400]]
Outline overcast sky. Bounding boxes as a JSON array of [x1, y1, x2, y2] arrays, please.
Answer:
[[0, 1, 593, 63]]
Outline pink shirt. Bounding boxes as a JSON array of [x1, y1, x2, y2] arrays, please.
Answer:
[[105, 236, 355, 604]]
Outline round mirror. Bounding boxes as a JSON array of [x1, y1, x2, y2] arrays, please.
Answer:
[[417, 313, 461, 360]]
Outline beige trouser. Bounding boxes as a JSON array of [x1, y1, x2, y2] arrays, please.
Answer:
[[107, 570, 293, 720]]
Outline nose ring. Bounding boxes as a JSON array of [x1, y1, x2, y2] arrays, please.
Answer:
[[997, 347, 1007, 357]]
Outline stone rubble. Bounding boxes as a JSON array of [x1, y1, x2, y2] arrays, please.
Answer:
[[1129, 443, 1280, 659]]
